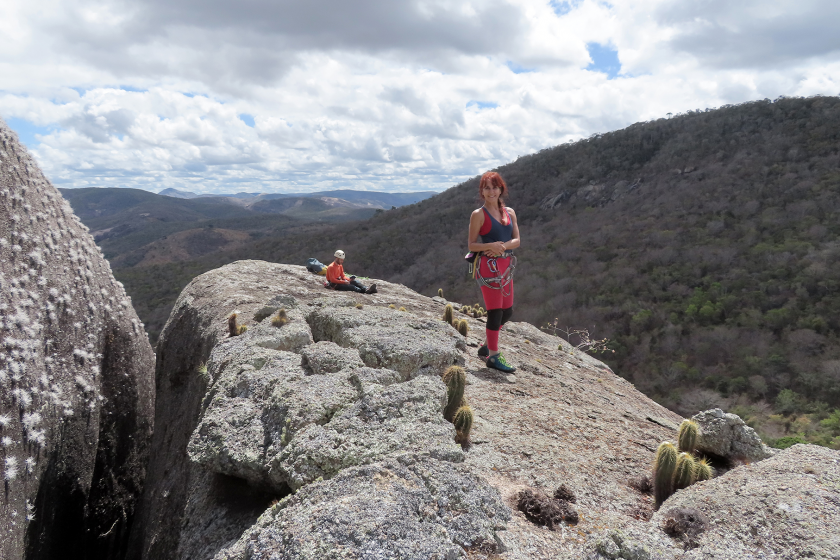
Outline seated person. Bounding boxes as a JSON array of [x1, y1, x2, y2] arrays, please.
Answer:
[[325, 250, 377, 294]]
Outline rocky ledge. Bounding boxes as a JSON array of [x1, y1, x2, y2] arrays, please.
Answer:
[[130, 260, 840, 560]]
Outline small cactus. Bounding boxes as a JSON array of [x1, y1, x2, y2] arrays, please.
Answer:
[[457, 319, 469, 336], [678, 420, 699, 453], [453, 405, 473, 444], [694, 458, 714, 482], [654, 442, 678, 509], [438, 288, 444, 298], [443, 304, 454, 324], [355, 303, 363, 309], [399, 306, 407, 312], [228, 313, 239, 337], [674, 453, 697, 491], [388, 304, 396, 309], [238, 325, 248, 335], [442, 366, 466, 422], [271, 309, 289, 328]]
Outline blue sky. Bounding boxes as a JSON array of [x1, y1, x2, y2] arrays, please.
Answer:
[[1, 0, 839, 194]]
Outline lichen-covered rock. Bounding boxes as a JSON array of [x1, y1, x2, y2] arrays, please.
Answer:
[[215, 455, 510, 560], [691, 408, 775, 463], [347, 366, 402, 389], [589, 529, 652, 560], [136, 259, 835, 560], [647, 444, 840, 559], [300, 340, 364, 374], [308, 306, 465, 378], [187, 341, 358, 489], [270, 376, 464, 490], [249, 306, 313, 352], [129, 261, 508, 560], [0, 118, 155, 560]]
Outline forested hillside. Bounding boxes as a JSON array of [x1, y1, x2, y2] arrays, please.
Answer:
[[96, 96, 840, 449]]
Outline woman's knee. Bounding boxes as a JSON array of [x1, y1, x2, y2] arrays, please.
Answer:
[[501, 307, 513, 325], [486, 308, 504, 331]]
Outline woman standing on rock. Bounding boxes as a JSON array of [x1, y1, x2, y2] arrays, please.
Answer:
[[468, 171, 520, 373]]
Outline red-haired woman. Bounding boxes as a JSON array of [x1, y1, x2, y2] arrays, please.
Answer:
[[468, 171, 520, 373]]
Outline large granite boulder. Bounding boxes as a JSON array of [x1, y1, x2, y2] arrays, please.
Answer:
[[691, 408, 776, 463], [0, 118, 155, 560], [127, 261, 486, 560], [216, 455, 509, 560], [131, 259, 838, 560]]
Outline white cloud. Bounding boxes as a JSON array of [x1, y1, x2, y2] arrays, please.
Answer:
[[1, 0, 839, 194]]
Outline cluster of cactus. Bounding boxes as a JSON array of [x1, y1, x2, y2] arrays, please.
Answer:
[[442, 366, 473, 444], [653, 420, 714, 509], [271, 309, 288, 328], [460, 303, 487, 319], [228, 313, 248, 336], [443, 304, 470, 336]]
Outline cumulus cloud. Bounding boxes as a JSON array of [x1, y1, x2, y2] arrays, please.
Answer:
[[0, 0, 838, 194]]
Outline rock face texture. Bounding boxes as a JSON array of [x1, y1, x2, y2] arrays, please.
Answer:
[[691, 407, 776, 463], [0, 119, 155, 560], [583, 444, 840, 560], [132, 259, 840, 560]]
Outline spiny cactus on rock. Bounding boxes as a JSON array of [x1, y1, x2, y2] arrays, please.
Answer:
[[438, 288, 444, 298], [457, 319, 469, 336], [654, 442, 678, 509], [271, 309, 289, 328], [453, 405, 473, 444], [442, 366, 466, 422], [678, 420, 699, 453], [443, 304, 454, 324], [695, 458, 714, 482], [228, 313, 247, 337], [674, 453, 697, 490]]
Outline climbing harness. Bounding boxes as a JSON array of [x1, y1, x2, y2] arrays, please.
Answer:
[[473, 251, 516, 297]]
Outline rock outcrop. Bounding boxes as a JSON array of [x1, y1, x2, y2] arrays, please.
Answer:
[[0, 118, 155, 560], [131, 259, 840, 560], [584, 444, 840, 560], [691, 407, 776, 463]]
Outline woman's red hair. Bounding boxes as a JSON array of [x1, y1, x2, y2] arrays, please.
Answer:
[[479, 172, 508, 212]]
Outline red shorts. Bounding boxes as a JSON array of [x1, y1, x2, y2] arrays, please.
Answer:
[[477, 255, 514, 310]]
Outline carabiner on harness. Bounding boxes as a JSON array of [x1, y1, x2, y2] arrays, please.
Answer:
[[474, 252, 516, 297]]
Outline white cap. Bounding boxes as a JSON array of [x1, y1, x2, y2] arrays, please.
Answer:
[[334, 249, 345, 259]]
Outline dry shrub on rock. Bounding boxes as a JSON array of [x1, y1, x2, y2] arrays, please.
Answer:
[[662, 507, 709, 550], [517, 488, 579, 529]]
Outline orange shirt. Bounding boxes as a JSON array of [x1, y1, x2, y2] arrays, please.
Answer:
[[326, 261, 350, 284]]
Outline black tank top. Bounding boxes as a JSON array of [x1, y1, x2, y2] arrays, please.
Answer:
[[479, 207, 513, 244]]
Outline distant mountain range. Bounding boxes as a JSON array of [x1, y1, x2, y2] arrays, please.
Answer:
[[157, 187, 435, 208], [58, 187, 437, 266]]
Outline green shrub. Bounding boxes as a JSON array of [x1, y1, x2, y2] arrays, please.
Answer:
[[773, 435, 806, 449]]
